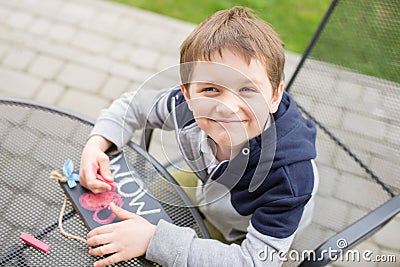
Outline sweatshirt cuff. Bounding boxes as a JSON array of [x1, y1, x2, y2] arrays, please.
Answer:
[[146, 220, 197, 266], [90, 119, 132, 151]]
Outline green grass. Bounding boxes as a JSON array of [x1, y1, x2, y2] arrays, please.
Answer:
[[313, 1, 400, 83], [108, 0, 399, 83], [108, 0, 331, 54]]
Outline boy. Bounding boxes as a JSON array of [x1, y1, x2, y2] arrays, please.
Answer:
[[80, 6, 317, 267]]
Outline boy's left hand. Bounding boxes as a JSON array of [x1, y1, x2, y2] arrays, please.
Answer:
[[86, 202, 156, 267]]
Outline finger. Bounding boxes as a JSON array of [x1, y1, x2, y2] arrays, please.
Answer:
[[98, 155, 113, 181], [93, 252, 125, 267], [79, 164, 110, 193], [87, 164, 112, 192], [110, 202, 138, 220], [89, 243, 117, 257], [80, 163, 96, 186], [86, 232, 111, 247], [86, 232, 114, 247], [86, 179, 111, 194], [87, 224, 115, 240]]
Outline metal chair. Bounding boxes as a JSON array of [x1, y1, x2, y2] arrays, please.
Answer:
[[284, 0, 400, 265]]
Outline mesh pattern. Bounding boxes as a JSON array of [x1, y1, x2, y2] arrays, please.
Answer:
[[0, 100, 206, 266], [284, 0, 399, 265], [123, 145, 207, 235]]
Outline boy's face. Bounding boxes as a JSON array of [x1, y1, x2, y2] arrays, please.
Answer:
[[181, 49, 283, 150]]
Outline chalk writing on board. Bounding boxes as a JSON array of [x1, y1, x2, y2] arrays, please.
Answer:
[[79, 191, 123, 224], [60, 152, 173, 230], [109, 154, 161, 216]]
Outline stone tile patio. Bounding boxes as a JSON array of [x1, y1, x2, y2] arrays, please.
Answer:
[[0, 0, 398, 266]]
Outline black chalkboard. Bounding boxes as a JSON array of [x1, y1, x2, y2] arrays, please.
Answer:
[[60, 152, 173, 230]]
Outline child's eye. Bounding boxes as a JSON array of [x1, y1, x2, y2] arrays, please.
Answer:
[[240, 87, 256, 93], [202, 87, 219, 92]]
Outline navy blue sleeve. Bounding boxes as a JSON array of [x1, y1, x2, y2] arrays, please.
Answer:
[[231, 160, 314, 239], [251, 194, 311, 238], [252, 161, 314, 238]]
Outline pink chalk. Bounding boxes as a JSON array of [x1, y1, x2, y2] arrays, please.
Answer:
[[92, 163, 117, 191], [95, 173, 117, 191], [20, 232, 50, 254], [79, 191, 124, 224]]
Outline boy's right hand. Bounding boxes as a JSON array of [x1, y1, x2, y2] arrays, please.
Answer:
[[79, 135, 114, 194]]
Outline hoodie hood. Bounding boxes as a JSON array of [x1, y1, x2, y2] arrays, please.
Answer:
[[227, 91, 316, 190], [271, 91, 316, 168]]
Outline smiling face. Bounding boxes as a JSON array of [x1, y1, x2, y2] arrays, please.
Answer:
[[181, 49, 284, 159]]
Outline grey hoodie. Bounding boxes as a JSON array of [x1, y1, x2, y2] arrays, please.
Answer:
[[91, 86, 318, 266]]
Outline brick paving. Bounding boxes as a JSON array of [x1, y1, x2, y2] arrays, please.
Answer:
[[0, 0, 398, 266]]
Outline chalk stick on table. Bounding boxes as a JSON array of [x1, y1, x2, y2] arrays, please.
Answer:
[[20, 232, 51, 254]]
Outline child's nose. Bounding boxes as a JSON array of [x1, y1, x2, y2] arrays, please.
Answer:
[[215, 96, 240, 114]]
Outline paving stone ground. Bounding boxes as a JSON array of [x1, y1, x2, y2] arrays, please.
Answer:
[[0, 0, 398, 266]]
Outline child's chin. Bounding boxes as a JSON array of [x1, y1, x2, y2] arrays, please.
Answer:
[[214, 136, 247, 148]]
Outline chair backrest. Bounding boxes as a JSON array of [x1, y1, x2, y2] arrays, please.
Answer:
[[284, 0, 399, 265]]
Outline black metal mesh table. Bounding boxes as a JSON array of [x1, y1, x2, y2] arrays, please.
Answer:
[[0, 97, 209, 266]]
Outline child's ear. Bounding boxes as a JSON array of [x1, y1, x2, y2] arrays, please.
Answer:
[[180, 83, 192, 110], [270, 81, 284, 113]]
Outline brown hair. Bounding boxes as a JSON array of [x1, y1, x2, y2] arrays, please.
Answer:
[[180, 6, 285, 92]]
